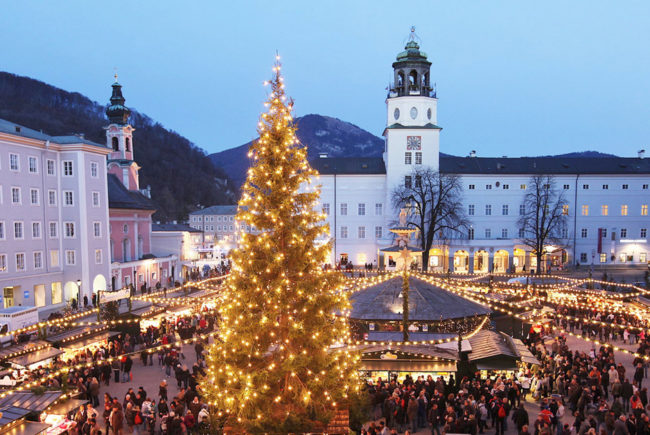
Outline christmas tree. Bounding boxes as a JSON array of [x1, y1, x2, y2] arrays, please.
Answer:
[[201, 58, 360, 432]]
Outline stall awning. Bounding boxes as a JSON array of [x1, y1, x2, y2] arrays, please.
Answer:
[[45, 325, 107, 344], [475, 358, 519, 371], [45, 398, 88, 416], [0, 391, 63, 413], [362, 359, 456, 372], [59, 331, 121, 351], [2, 421, 49, 435], [511, 338, 540, 365], [9, 347, 64, 369], [0, 340, 51, 361], [0, 405, 31, 429]]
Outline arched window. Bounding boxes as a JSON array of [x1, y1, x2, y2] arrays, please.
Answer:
[[112, 137, 119, 151], [110, 239, 114, 262], [409, 70, 418, 87], [397, 71, 405, 87], [122, 238, 131, 262], [137, 235, 143, 260], [125, 137, 131, 152]]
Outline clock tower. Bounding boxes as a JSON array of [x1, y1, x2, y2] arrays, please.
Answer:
[[383, 28, 441, 212]]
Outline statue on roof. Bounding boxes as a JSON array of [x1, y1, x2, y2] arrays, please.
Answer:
[[399, 208, 407, 227]]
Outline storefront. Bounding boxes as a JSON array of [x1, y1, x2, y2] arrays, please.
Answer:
[[468, 330, 539, 378]]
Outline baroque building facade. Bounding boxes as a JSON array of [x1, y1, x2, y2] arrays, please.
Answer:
[[311, 35, 650, 272]]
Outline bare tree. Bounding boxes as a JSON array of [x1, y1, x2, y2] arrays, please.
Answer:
[[392, 167, 470, 272], [517, 175, 568, 274]]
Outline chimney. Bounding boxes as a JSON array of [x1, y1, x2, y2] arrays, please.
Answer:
[[639, 149, 646, 159], [469, 150, 476, 158], [319, 152, 328, 159]]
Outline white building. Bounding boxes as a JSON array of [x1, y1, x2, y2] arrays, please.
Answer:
[[151, 223, 203, 282], [0, 119, 112, 309], [311, 34, 650, 272]]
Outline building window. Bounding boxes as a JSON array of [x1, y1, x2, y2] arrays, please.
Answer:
[[358, 226, 366, 239], [642, 205, 648, 216], [581, 228, 588, 238], [0, 254, 6, 273], [123, 224, 129, 234], [404, 152, 412, 164], [340, 226, 348, 239], [520, 204, 526, 216], [91, 162, 98, 177], [562, 204, 569, 215], [358, 203, 365, 216], [50, 250, 59, 267], [49, 222, 58, 238], [0, 222, 4, 240], [375, 226, 382, 239], [600, 253, 607, 263], [51, 282, 62, 304], [580, 253, 588, 263], [95, 249, 102, 264], [48, 190, 56, 206], [62, 161, 73, 176], [28, 156, 38, 173], [404, 176, 412, 188], [485, 228, 491, 239], [621, 228, 627, 238], [602, 184, 608, 190], [14, 222, 23, 239], [519, 228, 525, 238], [415, 152, 422, 165], [64, 191, 74, 206], [65, 250, 76, 265], [468, 204, 475, 216], [340, 203, 347, 216], [47, 160, 55, 175], [601, 205, 608, 216], [92, 192, 100, 207], [582, 184, 589, 190], [93, 222, 101, 238], [485, 205, 492, 216], [468, 184, 475, 190], [520, 184, 527, 190], [643, 184, 649, 190], [9, 154, 19, 171], [64, 222, 75, 238], [563, 184, 570, 190], [16, 253, 25, 271], [561, 228, 568, 238], [621, 205, 628, 216], [502, 205, 509, 216], [414, 175, 422, 188], [375, 203, 383, 216], [30, 188, 39, 205], [641, 228, 647, 238], [503, 184, 509, 190], [33, 251, 43, 269], [32, 222, 41, 239], [11, 187, 21, 204], [486, 184, 492, 190], [501, 228, 508, 238], [322, 203, 330, 215], [468, 228, 474, 240], [622, 184, 629, 190], [581, 205, 589, 216]]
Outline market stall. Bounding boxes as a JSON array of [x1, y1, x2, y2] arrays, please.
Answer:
[[58, 331, 121, 360], [40, 398, 88, 435], [467, 330, 540, 378], [0, 340, 51, 362], [0, 406, 49, 435], [7, 347, 64, 371], [0, 391, 63, 414]]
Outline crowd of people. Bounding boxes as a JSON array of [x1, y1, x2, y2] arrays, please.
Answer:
[[359, 321, 650, 435]]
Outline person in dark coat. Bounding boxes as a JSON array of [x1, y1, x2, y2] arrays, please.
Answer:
[[512, 403, 529, 433], [622, 379, 634, 412]]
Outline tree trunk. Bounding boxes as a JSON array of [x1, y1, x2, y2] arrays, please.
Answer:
[[536, 252, 543, 275], [422, 250, 430, 272]]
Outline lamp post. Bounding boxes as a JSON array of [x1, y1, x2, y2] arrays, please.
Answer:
[[76, 279, 81, 311]]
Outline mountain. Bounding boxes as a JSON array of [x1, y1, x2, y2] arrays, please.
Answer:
[[0, 72, 236, 221], [209, 114, 385, 187], [538, 151, 616, 158]]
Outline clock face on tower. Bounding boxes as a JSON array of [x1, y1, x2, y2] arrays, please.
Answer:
[[407, 136, 422, 150], [394, 108, 400, 120], [410, 107, 418, 119]]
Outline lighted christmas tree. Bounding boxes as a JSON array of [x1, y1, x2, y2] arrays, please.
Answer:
[[201, 58, 360, 432]]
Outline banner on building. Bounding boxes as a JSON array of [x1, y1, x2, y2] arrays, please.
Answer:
[[99, 288, 130, 304], [597, 228, 603, 254]]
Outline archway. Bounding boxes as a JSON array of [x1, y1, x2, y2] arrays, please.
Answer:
[[428, 248, 444, 272], [92, 274, 107, 294], [494, 250, 509, 273], [513, 248, 526, 272], [473, 250, 489, 273], [453, 250, 469, 273], [64, 281, 79, 303]]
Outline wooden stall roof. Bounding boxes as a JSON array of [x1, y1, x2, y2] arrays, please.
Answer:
[[2, 421, 49, 435], [0, 391, 63, 413], [0, 340, 51, 361], [59, 331, 121, 351], [9, 347, 64, 368]]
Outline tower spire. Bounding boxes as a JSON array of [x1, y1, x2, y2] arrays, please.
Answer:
[[106, 77, 131, 125]]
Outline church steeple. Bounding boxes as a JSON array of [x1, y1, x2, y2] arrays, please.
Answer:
[[390, 27, 434, 98], [106, 75, 131, 125]]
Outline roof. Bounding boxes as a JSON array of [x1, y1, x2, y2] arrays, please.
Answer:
[[0, 406, 31, 429], [107, 174, 156, 211], [349, 276, 490, 322], [152, 223, 202, 233], [380, 245, 423, 253], [385, 122, 441, 130], [0, 391, 63, 413], [0, 340, 51, 361], [440, 156, 650, 175], [59, 330, 121, 351], [310, 157, 387, 175], [189, 205, 238, 216], [355, 343, 459, 360], [2, 421, 50, 435], [8, 347, 64, 368], [0, 118, 106, 148], [467, 330, 518, 362]]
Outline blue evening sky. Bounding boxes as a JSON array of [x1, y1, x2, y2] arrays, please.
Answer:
[[1, 1, 649, 157]]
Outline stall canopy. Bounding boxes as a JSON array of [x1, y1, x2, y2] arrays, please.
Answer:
[[0, 405, 31, 430], [0, 391, 63, 413], [354, 343, 458, 373], [2, 421, 49, 435], [0, 340, 51, 362], [45, 325, 107, 345], [468, 330, 539, 370], [59, 331, 121, 352], [44, 398, 88, 416], [8, 347, 64, 370]]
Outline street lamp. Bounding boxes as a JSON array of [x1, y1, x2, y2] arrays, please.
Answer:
[[76, 279, 81, 310]]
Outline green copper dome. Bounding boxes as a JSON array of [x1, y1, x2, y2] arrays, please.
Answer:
[[106, 81, 131, 125]]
